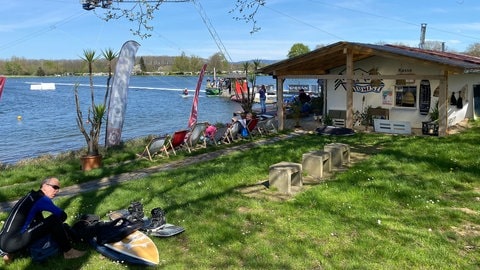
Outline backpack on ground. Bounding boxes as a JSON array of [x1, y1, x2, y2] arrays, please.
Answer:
[[71, 214, 142, 245], [95, 218, 143, 245], [71, 214, 100, 242], [29, 234, 59, 263]]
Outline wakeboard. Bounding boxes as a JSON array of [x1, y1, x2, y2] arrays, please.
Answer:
[[419, 80, 431, 115], [91, 230, 159, 266], [147, 223, 185, 238], [109, 209, 185, 238]]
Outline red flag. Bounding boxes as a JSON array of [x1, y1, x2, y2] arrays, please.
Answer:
[[188, 64, 207, 129], [0, 76, 5, 101]]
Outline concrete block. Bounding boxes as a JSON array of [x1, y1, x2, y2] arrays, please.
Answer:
[[324, 143, 350, 167], [302, 150, 331, 178], [269, 162, 302, 194]]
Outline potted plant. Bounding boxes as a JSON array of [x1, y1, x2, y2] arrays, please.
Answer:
[[323, 114, 333, 126], [74, 48, 117, 171], [422, 100, 439, 136]]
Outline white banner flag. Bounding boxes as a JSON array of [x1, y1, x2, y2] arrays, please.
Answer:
[[106, 40, 140, 147]]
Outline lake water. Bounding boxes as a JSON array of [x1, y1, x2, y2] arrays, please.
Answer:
[[0, 75, 283, 165], [0, 76, 322, 164]]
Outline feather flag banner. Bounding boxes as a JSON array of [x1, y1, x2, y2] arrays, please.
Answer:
[[105, 40, 140, 147], [188, 64, 207, 129], [0, 76, 6, 101]]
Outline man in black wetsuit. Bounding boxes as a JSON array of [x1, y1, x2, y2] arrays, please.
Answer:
[[298, 89, 311, 104], [0, 177, 85, 263]]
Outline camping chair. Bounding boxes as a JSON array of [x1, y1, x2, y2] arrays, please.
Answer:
[[224, 121, 241, 144], [137, 135, 170, 161], [212, 126, 228, 146], [255, 119, 267, 136], [246, 118, 260, 139], [185, 122, 208, 152], [167, 129, 189, 154], [264, 118, 278, 134]]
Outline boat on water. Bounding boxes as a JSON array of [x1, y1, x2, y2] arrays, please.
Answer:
[[205, 68, 223, 96], [29, 82, 56, 91], [205, 87, 222, 96]]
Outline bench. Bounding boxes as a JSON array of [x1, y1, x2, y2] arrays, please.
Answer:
[[269, 162, 302, 194], [328, 110, 346, 127], [373, 119, 411, 135], [324, 143, 350, 168], [302, 150, 331, 179]]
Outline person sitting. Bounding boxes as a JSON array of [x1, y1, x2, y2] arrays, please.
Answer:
[[0, 177, 85, 264], [183, 88, 188, 95], [238, 112, 254, 138], [205, 123, 217, 143], [245, 112, 254, 126]]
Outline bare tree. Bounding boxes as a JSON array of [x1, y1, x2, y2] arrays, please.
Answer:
[[465, 43, 480, 57], [90, 0, 265, 39]]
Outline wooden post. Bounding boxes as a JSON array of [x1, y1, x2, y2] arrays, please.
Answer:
[[438, 74, 448, 136], [345, 48, 354, 128], [276, 77, 285, 131]]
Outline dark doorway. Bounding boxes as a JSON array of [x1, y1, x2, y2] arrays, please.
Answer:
[[474, 85, 480, 119]]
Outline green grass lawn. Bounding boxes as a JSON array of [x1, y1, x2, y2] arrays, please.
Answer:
[[1, 124, 479, 269]]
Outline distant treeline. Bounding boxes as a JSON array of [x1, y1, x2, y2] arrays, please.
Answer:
[[0, 53, 275, 76]]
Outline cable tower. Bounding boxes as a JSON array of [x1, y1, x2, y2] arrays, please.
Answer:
[[419, 23, 427, 49]]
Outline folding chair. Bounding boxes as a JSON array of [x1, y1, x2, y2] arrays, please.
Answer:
[[185, 122, 208, 152], [137, 135, 170, 161], [246, 118, 259, 139]]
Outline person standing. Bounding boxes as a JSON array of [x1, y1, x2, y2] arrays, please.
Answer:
[[0, 177, 85, 264], [259, 85, 267, 114]]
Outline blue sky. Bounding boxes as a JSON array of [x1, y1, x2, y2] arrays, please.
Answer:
[[1, 0, 480, 62]]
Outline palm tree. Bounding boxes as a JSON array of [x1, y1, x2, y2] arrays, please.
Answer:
[[102, 48, 117, 104]]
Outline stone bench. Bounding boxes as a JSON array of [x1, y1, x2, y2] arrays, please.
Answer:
[[269, 162, 302, 194], [302, 150, 331, 179], [324, 143, 350, 167]]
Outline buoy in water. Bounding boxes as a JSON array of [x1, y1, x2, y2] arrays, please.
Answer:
[[17, 115, 22, 120]]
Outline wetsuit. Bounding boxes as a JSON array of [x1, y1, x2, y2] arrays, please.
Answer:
[[0, 190, 71, 253]]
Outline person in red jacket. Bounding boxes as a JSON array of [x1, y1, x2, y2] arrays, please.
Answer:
[[0, 177, 85, 264]]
